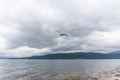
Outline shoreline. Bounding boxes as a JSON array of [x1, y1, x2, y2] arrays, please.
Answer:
[[55, 67, 120, 80]]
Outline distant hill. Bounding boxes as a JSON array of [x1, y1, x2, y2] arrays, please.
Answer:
[[9, 51, 120, 59]]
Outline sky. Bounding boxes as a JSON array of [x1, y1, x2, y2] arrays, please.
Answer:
[[0, 0, 120, 57]]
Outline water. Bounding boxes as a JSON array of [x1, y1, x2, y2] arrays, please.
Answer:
[[0, 59, 120, 80]]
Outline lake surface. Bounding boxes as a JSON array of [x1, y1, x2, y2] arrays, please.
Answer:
[[0, 59, 120, 80]]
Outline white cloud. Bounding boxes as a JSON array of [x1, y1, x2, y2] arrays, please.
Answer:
[[0, 0, 120, 57], [0, 37, 9, 49], [81, 30, 120, 52], [1, 46, 51, 57]]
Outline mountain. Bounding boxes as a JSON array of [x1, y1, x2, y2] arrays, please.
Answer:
[[109, 50, 120, 54], [105, 50, 120, 58], [6, 50, 120, 59], [7, 51, 120, 59], [22, 52, 104, 59]]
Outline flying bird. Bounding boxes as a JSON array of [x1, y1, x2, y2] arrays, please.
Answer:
[[57, 30, 69, 37]]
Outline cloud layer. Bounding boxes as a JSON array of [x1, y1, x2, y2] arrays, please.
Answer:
[[0, 0, 120, 57]]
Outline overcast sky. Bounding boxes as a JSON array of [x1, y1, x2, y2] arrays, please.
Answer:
[[0, 0, 120, 57]]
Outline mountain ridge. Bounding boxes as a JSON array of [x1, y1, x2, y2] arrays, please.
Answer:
[[7, 51, 120, 59]]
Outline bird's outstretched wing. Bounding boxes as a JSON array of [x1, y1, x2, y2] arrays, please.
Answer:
[[57, 30, 69, 37], [60, 34, 69, 36]]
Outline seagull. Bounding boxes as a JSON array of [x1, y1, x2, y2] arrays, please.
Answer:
[[57, 30, 69, 36]]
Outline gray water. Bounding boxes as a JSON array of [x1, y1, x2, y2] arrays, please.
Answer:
[[0, 59, 120, 80]]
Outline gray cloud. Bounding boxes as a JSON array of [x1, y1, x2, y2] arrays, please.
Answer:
[[0, 0, 120, 57]]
